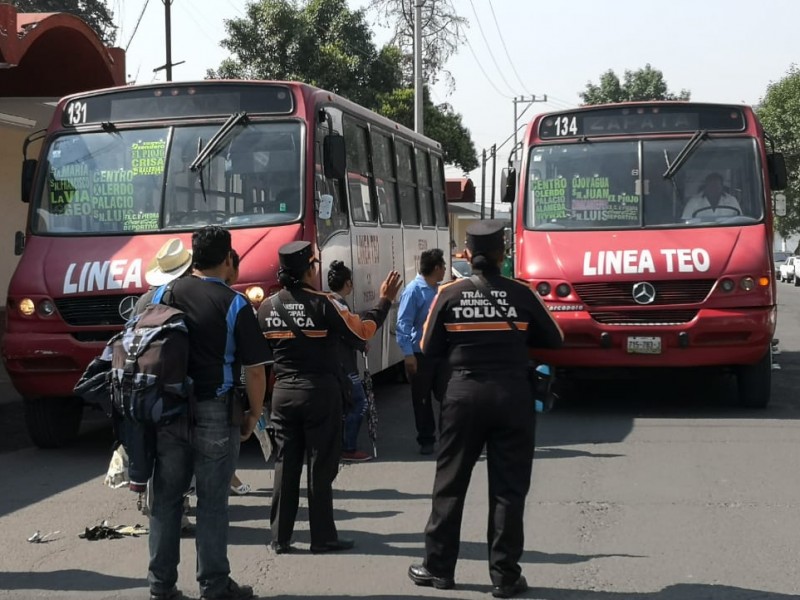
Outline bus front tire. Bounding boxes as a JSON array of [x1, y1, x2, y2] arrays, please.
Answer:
[[24, 397, 83, 448], [736, 351, 771, 408]]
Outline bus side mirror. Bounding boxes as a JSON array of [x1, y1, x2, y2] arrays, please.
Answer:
[[21, 158, 37, 203], [501, 167, 517, 203], [768, 152, 788, 191], [14, 231, 25, 256], [323, 134, 346, 180], [775, 193, 787, 217]]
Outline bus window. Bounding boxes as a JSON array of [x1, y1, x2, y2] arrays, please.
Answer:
[[343, 117, 377, 223], [315, 122, 349, 245], [396, 140, 419, 226], [37, 129, 169, 234], [431, 154, 447, 228], [416, 148, 435, 227], [642, 138, 762, 226], [526, 141, 640, 230], [372, 131, 400, 225]]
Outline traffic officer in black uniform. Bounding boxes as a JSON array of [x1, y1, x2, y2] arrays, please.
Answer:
[[258, 241, 402, 554], [408, 220, 563, 598]]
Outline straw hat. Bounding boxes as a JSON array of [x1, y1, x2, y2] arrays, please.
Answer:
[[145, 238, 193, 286]]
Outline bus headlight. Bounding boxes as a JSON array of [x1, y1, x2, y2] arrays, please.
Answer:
[[720, 278, 735, 292], [740, 277, 755, 291], [245, 286, 265, 304], [536, 282, 551, 296], [555, 283, 571, 298], [37, 299, 56, 317], [18, 298, 35, 316]]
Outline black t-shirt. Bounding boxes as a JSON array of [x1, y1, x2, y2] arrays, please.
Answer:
[[167, 275, 271, 399]]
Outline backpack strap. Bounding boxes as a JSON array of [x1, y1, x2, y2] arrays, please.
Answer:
[[151, 280, 177, 306], [469, 274, 521, 334], [270, 293, 307, 339]]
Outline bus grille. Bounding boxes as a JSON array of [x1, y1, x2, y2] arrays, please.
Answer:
[[590, 309, 698, 326], [55, 295, 130, 327], [573, 280, 715, 306]]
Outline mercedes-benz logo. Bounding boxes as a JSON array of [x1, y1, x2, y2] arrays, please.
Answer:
[[632, 282, 656, 305], [118, 295, 139, 321]]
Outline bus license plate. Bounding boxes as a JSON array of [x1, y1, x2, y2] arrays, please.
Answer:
[[627, 336, 662, 354]]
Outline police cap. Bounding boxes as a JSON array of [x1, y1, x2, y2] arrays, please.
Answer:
[[278, 241, 318, 273], [466, 220, 505, 254]]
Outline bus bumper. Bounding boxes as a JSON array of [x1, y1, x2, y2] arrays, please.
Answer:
[[533, 306, 775, 368], [2, 332, 104, 399]]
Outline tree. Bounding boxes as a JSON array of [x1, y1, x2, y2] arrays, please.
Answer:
[[208, 0, 477, 172], [580, 64, 690, 105], [208, 0, 403, 109], [757, 65, 800, 240], [9, 0, 116, 45], [377, 88, 478, 172], [366, 0, 467, 90]]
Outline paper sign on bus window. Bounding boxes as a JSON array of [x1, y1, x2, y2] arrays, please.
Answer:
[[318, 194, 333, 220]]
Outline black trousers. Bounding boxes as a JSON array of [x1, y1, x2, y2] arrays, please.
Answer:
[[423, 371, 535, 586], [270, 376, 342, 546], [410, 352, 449, 445]]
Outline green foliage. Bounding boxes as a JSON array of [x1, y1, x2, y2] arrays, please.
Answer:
[[376, 88, 478, 173], [9, 0, 116, 44], [757, 65, 800, 239], [209, 0, 476, 172], [580, 64, 690, 105], [208, 0, 402, 108]]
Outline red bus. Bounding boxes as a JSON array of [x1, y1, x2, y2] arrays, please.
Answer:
[[4, 81, 449, 447], [505, 102, 787, 406]]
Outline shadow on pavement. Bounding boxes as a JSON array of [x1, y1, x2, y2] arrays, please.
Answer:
[[0, 569, 142, 591]]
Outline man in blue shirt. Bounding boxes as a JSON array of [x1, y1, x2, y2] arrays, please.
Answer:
[[397, 248, 448, 454]]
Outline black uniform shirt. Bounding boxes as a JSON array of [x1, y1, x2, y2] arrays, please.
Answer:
[[258, 284, 389, 381], [168, 275, 271, 399], [421, 271, 563, 371]]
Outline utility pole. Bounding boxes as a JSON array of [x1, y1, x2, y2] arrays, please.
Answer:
[[512, 95, 547, 162], [153, 0, 184, 81], [490, 144, 497, 219], [480, 148, 487, 219], [413, 0, 425, 134]]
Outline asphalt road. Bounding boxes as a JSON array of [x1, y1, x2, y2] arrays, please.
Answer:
[[2, 287, 800, 599]]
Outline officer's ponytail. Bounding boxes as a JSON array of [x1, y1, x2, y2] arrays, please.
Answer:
[[470, 250, 503, 274], [328, 260, 352, 292]]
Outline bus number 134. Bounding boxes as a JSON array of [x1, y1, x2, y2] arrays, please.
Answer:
[[554, 115, 578, 136]]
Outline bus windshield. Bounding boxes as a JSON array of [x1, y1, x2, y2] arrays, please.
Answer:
[[33, 121, 303, 235], [526, 137, 762, 230]]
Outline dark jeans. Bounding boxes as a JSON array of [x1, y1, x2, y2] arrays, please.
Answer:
[[410, 352, 448, 445], [343, 372, 367, 452], [424, 371, 535, 586], [148, 397, 239, 597]]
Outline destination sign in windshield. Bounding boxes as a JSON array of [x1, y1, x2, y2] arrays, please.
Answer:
[[538, 105, 746, 139], [62, 83, 294, 127]]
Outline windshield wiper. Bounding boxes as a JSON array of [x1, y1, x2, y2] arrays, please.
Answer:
[[189, 111, 249, 173], [663, 129, 708, 180]]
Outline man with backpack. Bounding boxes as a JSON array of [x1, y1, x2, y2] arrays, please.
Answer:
[[147, 226, 270, 600]]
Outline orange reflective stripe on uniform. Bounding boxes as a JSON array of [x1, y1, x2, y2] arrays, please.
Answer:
[[264, 330, 328, 339], [326, 293, 379, 340], [444, 321, 530, 332]]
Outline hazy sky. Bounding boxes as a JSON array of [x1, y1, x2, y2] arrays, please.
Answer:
[[115, 0, 800, 191]]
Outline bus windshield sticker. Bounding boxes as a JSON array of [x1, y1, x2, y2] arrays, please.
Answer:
[[131, 140, 167, 176]]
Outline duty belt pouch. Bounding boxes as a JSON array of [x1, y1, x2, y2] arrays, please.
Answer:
[[270, 295, 350, 411], [469, 275, 555, 412]]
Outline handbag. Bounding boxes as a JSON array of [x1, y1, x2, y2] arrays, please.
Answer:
[[469, 275, 556, 412], [270, 294, 352, 412]]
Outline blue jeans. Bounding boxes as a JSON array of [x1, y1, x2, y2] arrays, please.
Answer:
[[148, 397, 239, 597], [343, 372, 367, 452]]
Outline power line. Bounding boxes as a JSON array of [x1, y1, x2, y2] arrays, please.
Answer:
[[125, 0, 151, 52], [226, 0, 246, 16], [466, 0, 517, 96], [486, 0, 531, 96], [462, 36, 513, 99]]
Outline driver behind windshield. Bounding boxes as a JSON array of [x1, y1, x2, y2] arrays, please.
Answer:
[[681, 172, 742, 220]]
